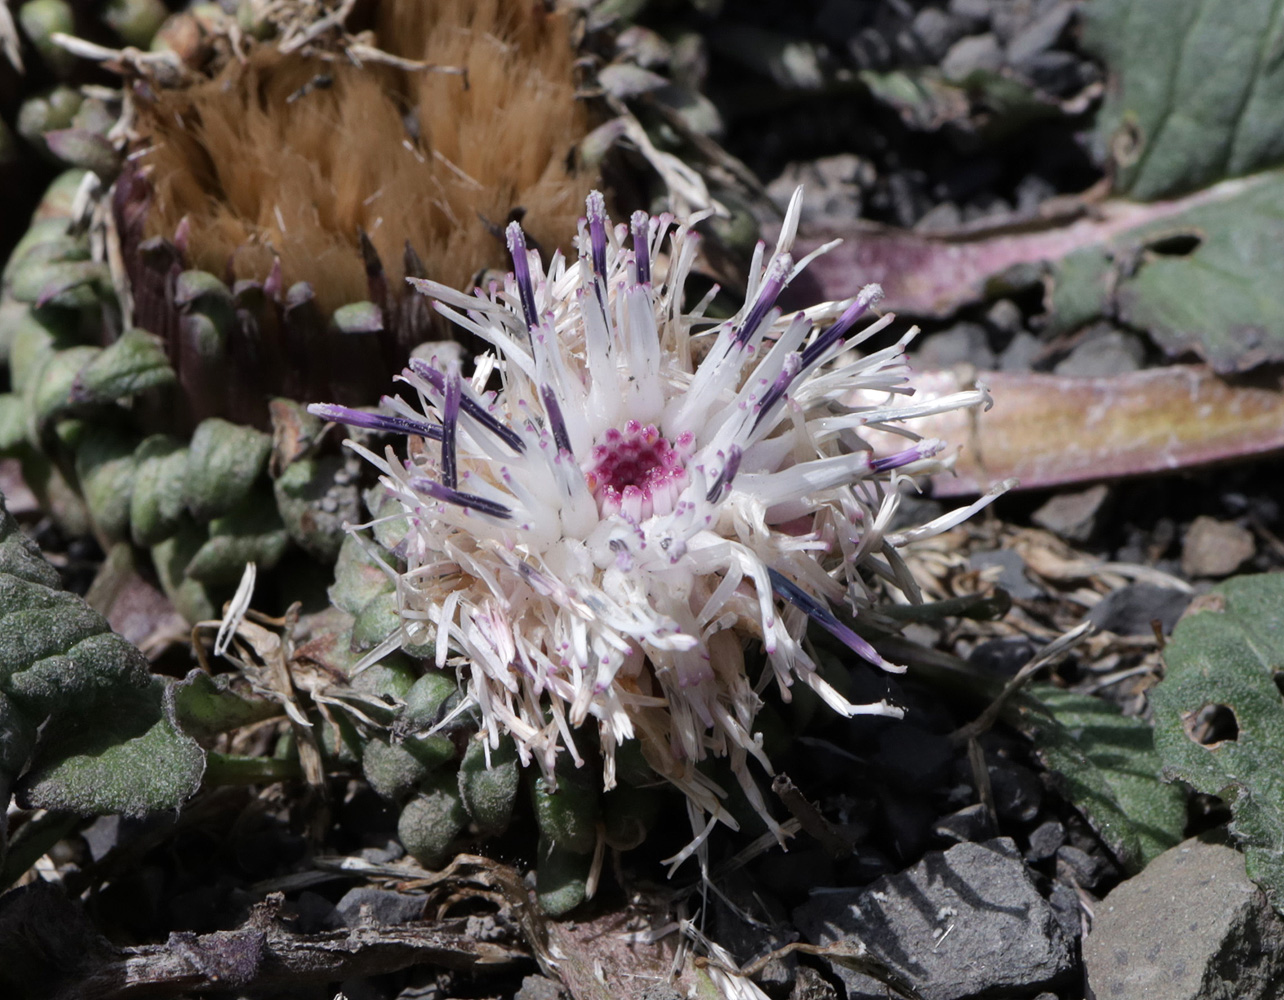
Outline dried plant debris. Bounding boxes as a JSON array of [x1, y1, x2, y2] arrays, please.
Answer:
[[0, 882, 524, 1000], [130, 0, 593, 326]]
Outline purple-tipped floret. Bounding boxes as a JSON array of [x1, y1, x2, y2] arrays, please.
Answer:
[[768, 568, 882, 667], [408, 359, 525, 453], [540, 384, 574, 457], [630, 210, 651, 286], [733, 253, 792, 347], [705, 446, 742, 502], [307, 403, 443, 440], [412, 477, 513, 519], [440, 366, 462, 489], [506, 221, 539, 331]]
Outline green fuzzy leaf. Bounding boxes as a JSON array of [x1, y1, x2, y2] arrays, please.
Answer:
[[0, 395, 25, 453], [6, 304, 79, 396], [171, 669, 280, 741], [535, 835, 591, 916], [532, 761, 601, 855], [28, 344, 99, 427], [185, 488, 288, 585], [362, 733, 454, 802], [1086, 0, 1284, 199], [329, 533, 395, 616], [273, 454, 358, 562], [0, 505, 60, 589], [150, 518, 217, 623], [352, 590, 401, 652], [0, 494, 204, 818], [1046, 171, 1284, 372], [459, 736, 519, 837], [72, 328, 176, 404], [184, 418, 272, 522], [74, 425, 138, 543], [1023, 685, 1186, 872], [129, 435, 188, 547], [19, 678, 205, 815], [397, 772, 468, 867], [1152, 573, 1284, 909]]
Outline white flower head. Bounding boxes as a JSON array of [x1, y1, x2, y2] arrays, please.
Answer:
[[311, 188, 1000, 849]]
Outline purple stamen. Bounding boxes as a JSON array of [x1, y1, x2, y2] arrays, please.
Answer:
[[506, 221, 539, 331], [586, 191, 609, 281], [871, 440, 942, 472], [733, 253, 792, 347], [308, 403, 442, 440], [441, 366, 462, 489], [631, 210, 651, 286], [799, 285, 882, 370], [411, 477, 512, 519], [705, 446, 742, 502], [768, 568, 882, 667], [408, 359, 526, 453], [751, 341, 807, 432], [540, 384, 574, 457]]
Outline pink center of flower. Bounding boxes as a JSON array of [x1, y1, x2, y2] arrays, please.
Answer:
[[586, 420, 693, 521]]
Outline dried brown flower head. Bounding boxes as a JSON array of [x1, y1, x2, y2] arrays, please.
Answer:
[[116, 0, 595, 423]]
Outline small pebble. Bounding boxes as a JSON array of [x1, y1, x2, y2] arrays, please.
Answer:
[[985, 298, 1024, 335], [1032, 484, 1111, 543], [968, 636, 1039, 677], [1054, 328, 1146, 377], [1087, 583, 1192, 636], [942, 32, 1004, 78], [988, 758, 1043, 825], [912, 7, 967, 61], [514, 974, 564, 1000], [914, 321, 996, 369], [1006, 0, 1076, 63], [1026, 819, 1066, 862], [1056, 844, 1107, 890], [998, 330, 1044, 371], [969, 548, 1042, 599], [1181, 515, 1255, 578], [934, 803, 995, 843]]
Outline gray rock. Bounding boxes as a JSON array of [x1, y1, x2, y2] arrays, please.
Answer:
[[934, 803, 995, 844], [1054, 328, 1146, 377], [792, 965, 841, 1000], [1181, 516, 1256, 579], [988, 758, 1043, 824], [913, 7, 967, 61], [794, 838, 1074, 999], [1084, 838, 1284, 1000], [1007, 1, 1076, 64], [1056, 844, 1109, 891], [914, 322, 996, 369], [969, 548, 1042, 600], [514, 975, 564, 1000], [1087, 583, 1193, 636], [948, 0, 993, 32], [998, 330, 1044, 371], [985, 298, 1024, 335], [1022, 49, 1086, 95], [332, 887, 425, 928], [992, 0, 1062, 44], [941, 33, 1004, 80], [969, 637, 1039, 677], [1026, 819, 1066, 862], [1032, 484, 1112, 543]]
